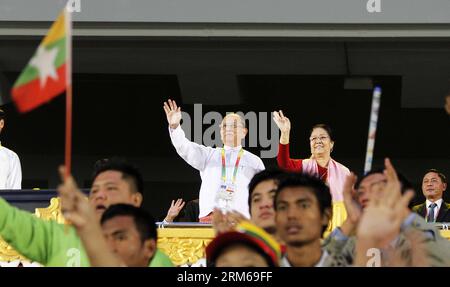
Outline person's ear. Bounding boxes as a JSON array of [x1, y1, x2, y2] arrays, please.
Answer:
[[143, 239, 157, 262], [330, 141, 334, 152], [242, 127, 248, 137], [322, 207, 332, 228], [132, 192, 143, 207], [0, 119, 4, 131]]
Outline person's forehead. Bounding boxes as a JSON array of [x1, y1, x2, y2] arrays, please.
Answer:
[[222, 114, 242, 124], [359, 173, 386, 187], [423, 172, 440, 181], [253, 180, 277, 196], [93, 170, 125, 185], [102, 215, 135, 231], [278, 186, 317, 202], [310, 127, 328, 136]]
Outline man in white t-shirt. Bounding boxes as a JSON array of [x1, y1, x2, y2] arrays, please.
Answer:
[[163, 99, 265, 222], [0, 108, 21, 189]]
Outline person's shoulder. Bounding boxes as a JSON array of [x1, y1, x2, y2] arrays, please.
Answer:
[[242, 149, 262, 160], [149, 249, 174, 267], [330, 158, 350, 173], [0, 146, 20, 159], [412, 202, 425, 212]]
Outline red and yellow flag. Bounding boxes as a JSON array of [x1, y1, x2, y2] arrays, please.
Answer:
[[11, 9, 71, 113]]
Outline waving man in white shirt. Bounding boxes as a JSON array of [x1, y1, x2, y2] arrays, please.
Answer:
[[164, 99, 265, 222]]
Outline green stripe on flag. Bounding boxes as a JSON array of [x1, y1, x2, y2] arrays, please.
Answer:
[[13, 37, 67, 87]]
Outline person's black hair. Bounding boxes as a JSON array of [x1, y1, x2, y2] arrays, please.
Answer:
[[274, 173, 332, 234], [101, 204, 157, 244], [310, 124, 334, 141], [0, 108, 5, 121], [248, 168, 287, 213], [92, 157, 144, 194], [355, 168, 414, 194], [424, 169, 447, 184]]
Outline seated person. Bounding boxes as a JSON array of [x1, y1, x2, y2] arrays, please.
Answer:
[[274, 172, 344, 266], [0, 157, 172, 266], [206, 221, 281, 267], [57, 167, 171, 267], [412, 169, 449, 223], [323, 159, 450, 266], [353, 165, 430, 266], [211, 168, 287, 244]]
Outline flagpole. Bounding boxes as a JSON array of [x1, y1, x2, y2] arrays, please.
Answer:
[[363, 86, 382, 175], [65, 7, 73, 177]]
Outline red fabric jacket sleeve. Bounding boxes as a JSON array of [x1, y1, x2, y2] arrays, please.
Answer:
[[277, 143, 303, 172]]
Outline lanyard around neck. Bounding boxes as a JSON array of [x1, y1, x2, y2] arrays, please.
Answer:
[[221, 147, 244, 184]]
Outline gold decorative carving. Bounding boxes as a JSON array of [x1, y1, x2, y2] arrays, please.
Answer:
[[157, 228, 215, 266], [0, 236, 27, 262], [35, 197, 67, 224]]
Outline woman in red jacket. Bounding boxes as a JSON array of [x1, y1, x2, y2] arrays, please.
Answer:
[[273, 110, 350, 203]]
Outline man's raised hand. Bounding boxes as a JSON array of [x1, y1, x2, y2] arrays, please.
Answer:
[[163, 99, 182, 129], [57, 166, 95, 230]]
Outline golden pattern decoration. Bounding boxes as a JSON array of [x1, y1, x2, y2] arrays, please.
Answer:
[[0, 236, 27, 262], [35, 197, 67, 224], [157, 227, 215, 266]]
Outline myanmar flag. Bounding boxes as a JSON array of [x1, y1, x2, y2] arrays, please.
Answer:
[[11, 9, 71, 113]]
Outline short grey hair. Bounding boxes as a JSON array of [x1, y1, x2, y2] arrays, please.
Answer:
[[221, 113, 246, 128]]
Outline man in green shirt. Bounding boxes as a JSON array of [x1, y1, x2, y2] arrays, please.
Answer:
[[0, 158, 173, 267]]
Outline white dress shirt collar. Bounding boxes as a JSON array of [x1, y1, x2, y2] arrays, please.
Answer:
[[426, 198, 443, 211], [426, 198, 442, 222], [281, 250, 329, 267], [223, 145, 243, 151]]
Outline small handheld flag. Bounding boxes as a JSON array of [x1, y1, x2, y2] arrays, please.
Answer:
[[11, 9, 71, 113], [11, 8, 73, 176]]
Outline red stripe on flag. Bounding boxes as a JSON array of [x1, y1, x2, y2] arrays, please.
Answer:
[[11, 64, 67, 113]]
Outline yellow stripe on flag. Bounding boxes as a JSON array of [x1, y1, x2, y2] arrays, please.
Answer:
[[42, 11, 66, 47]]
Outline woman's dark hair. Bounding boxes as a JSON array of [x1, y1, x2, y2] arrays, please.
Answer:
[[310, 124, 334, 141]]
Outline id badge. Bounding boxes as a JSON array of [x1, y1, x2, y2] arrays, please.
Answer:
[[225, 183, 235, 194], [216, 183, 234, 211]]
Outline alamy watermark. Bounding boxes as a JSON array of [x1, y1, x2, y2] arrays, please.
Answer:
[[366, 0, 382, 13], [66, 0, 81, 13], [366, 248, 382, 267], [179, 104, 279, 159], [66, 248, 81, 267]]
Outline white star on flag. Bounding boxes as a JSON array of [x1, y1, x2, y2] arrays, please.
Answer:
[[30, 46, 59, 88]]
